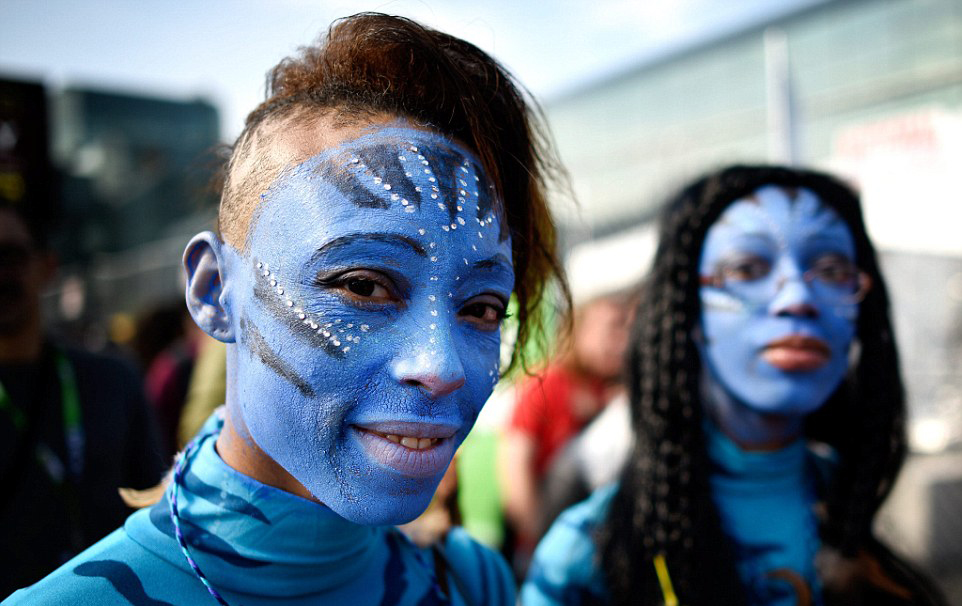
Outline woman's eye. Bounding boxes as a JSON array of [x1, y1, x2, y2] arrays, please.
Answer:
[[720, 256, 771, 283], [810, 255, 856, 286], [460, 298, 507, 330], [317, 271, 397, 304], [345, 278, 381, 297]]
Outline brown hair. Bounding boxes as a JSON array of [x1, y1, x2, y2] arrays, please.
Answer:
[[217, 12, 567, 374]]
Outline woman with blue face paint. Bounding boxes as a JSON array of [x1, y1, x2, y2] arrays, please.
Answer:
[[7, 13, 568, 605], [522, 165, 946, 606]]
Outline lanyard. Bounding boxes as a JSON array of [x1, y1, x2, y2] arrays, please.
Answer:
[[0, 349, 85, 482]]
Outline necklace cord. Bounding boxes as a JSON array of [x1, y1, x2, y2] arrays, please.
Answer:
[[169, 432, 231, 606]]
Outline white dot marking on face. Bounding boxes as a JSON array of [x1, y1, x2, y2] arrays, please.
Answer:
[[428, 295, 436, 301], [431, 310, 438, 316], [418, 228, 426, 236]]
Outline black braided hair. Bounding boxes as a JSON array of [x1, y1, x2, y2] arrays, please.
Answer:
[[598, 165, 905, 606]]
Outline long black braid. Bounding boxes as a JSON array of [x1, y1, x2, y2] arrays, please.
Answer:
[[598, 165, 906, 606]]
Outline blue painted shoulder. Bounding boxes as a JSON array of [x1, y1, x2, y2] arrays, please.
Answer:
[[441, 527, 516, 606], [4, 527, 198, 605], [520, 484, 617, 606]]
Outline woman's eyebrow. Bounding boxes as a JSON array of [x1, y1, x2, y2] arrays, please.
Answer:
[[311, 232, 427, 260], [473, 253, 512, 271]]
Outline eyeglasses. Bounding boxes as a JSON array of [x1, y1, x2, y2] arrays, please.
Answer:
[[700, 254, 872, 308]]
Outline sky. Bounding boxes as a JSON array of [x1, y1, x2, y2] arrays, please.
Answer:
[[0, 0, 822, 141]]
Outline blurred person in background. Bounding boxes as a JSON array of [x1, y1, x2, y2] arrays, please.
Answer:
[[499, 289, 632, 575], [8, 12, 567, 605], [176, 336, 227, 448], [523, 165, 947, 606], [0, 202, 166, 596], [134, 300, 205, 455]]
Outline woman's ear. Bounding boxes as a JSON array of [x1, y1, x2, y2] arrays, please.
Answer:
[[184, 231, 236, 343]]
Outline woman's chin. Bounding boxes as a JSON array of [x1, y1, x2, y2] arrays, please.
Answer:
[[320, 479, 439, 526]]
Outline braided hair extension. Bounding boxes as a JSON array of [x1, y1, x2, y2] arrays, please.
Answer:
[[217, 13, 570, 375], [598, 165, 906, 606]]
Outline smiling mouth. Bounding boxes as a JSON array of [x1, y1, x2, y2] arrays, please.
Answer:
[[366, 430, 440, 451], [352, 422, 458, 477], [762, 335, 831, 372]]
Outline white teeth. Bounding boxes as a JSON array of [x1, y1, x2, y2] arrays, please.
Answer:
[[380, 433, 438, 450]]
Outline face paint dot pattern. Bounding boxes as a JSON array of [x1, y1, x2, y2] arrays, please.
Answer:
[[236, 128, 516, 526], [256, 263, 365, 353], [252, 132, 505, 383]]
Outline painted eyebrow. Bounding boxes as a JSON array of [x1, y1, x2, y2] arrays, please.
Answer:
[[312, 233, 427, 259], [473, 253, 513, 271]]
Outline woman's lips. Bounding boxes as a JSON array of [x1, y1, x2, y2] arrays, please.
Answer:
[[351, 422, 458, 478], [762, 335, 831, 372]]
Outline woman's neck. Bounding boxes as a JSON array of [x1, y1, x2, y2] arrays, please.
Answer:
[[700, 369, 805, 451]]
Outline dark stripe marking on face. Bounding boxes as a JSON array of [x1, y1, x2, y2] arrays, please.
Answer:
[[252, 280, 347, 361], [309, 141, 503, 239], [240, 315, 318, 397]]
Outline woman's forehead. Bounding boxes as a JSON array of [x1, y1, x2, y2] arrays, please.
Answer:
[[245, 125, 510, 260], [713, 186, 846, 236]]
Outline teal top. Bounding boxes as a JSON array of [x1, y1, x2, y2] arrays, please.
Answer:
[[6, 415, 514, 605], [706, 422, 822, 605], [522, 425, 825, 606]]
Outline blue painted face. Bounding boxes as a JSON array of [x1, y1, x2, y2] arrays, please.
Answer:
[[698, 185, 859, 420], [224, 126, 514, 525]]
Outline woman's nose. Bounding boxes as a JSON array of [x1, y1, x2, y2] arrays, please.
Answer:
[[769, 263, 819, 318], [389, 321, 466, 398]]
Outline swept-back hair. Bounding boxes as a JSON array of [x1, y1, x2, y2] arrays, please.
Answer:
[[218, 12, 568, 373], [599, 165, 905, 605]]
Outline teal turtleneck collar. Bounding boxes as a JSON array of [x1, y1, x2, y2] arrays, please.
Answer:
[[705, 419, 823, 606], [125, 417, 388, 599]]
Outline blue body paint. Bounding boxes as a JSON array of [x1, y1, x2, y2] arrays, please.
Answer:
[[222, 126, 513, 525], [698, 186, 857, 442]]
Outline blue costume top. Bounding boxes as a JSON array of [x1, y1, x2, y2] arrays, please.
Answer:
[[521, 424, 823, 606], [6, 415, 514, 605]]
